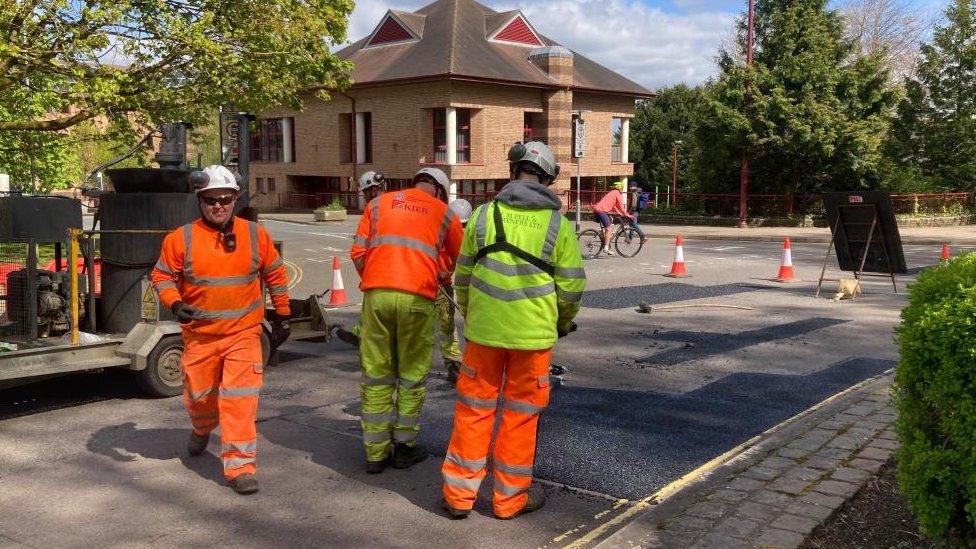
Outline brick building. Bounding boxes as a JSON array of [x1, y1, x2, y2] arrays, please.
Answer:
[[249, 0, 653, 211]]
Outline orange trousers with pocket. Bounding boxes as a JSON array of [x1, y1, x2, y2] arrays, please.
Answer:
[[181, 325, 263, 481], [441, 341, 552, 518]]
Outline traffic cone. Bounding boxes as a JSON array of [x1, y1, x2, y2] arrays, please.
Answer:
[[327, 255, 348, 307], [775, 237, 797, 282], [940, 244, 951, 264], [665, 235, 688, 278]]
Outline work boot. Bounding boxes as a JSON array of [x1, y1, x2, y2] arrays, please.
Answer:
[[444, 359, 461, 385], [392, 443, 429, 469], [333, 325, 360, 348], [443, 499, 471, 520], [187, 431, 209, 456], [366, 456, 392, 474], [229, 473, 259, 495], [496, 485, 546, 520]]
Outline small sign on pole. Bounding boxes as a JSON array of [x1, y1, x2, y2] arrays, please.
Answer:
[[574, 118, 586, 158], [220, 111, 241, 166], [140, 278, 159, 322]]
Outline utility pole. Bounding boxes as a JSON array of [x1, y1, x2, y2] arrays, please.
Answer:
[[739, 0, 755, 229]]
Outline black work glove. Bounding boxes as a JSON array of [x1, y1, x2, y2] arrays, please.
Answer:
[[268, 311, 291, 348], [557, 322, 578, 339], [171, 301, 202, 323]]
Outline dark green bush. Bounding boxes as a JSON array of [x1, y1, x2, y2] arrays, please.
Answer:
[[895, 252, 976, 542]]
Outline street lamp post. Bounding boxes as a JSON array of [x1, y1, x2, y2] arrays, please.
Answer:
[[671, 140, 682, 208], [739, 0, 755, 229]]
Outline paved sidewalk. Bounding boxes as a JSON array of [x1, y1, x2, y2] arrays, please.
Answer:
[[261, 212, 976, 245], [591, 371, 897, 549]]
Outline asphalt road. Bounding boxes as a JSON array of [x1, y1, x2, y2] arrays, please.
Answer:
[[0, 217, 960, 547]]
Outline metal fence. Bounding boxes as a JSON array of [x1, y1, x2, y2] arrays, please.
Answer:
[[280, 191, 360, 211]]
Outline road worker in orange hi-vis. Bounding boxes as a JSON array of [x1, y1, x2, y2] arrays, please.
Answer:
[[350, 167, 463, 474], [151, 165, 291, 495], [441, 141, 585, 520]]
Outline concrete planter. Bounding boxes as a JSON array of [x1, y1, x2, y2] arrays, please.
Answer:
[[313, 208, 347, 222]]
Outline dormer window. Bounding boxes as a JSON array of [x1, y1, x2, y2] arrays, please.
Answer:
[[365, 12, 419, 48], [489, 14, 544, 47]]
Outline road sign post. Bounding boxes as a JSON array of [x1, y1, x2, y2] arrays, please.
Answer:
[[574, 117, 586, 233]]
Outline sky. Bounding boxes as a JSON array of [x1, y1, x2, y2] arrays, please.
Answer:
[[341, 0, 950, 90]]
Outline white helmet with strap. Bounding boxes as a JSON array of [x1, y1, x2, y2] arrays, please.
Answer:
[[191, 165, 241, 194], [448, 199, 473, 224], [413, 167, 451, 200], [359, 171, 385, 192]]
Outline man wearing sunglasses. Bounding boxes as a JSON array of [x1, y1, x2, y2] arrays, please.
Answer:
[[151, 164, 291, 495]]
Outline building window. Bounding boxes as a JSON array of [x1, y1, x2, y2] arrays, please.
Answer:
[[339, 114, 353, 164], [456, 109, 470, 164], [611, 118, 624, 163], [524, 112, 542, 143], [362, 112, 373, 164], [256, 177, 265, 193], [250, 118, 294, 163], [268, 178, 276, 192], [433, 109, 448, 163]]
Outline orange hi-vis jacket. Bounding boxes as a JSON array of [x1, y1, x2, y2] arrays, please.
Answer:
[[351, 188, 463, 300], [151, 217, 291, 336]]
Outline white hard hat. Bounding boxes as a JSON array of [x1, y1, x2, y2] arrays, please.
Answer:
[[359, 171, 385, 192], [413, 167, 451, 200], [449, 199, 473, 223], [191, 165, 240, 194]]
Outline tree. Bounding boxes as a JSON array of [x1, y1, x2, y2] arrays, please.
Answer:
[[630, 84, 708, 193], [839, 0, 927, 78], [0, 0, 354, 133], [889, 0, 976, 192], [703, 0, 898, 198]]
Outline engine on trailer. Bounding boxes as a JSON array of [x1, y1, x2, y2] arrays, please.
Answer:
[[6, 268, 84, 338]]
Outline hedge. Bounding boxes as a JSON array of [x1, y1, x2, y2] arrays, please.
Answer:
[[895, 252, 976, 542]]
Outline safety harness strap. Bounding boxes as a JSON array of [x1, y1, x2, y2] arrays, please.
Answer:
[[473, 202, 555, 277]]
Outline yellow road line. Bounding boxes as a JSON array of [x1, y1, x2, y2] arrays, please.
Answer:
[[564, 369, 893, 548]]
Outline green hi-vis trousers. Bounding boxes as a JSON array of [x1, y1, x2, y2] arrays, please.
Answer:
[[359, 289, 435, 462], [435, 284, 462, 362]]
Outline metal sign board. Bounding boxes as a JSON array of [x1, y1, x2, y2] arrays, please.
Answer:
[[140, 278, 159, 322], [220, 112, 240, 166], [822, 191, 907, 274], [573, 118, 586, 158]]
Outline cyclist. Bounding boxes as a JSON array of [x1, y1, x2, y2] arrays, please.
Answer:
[[591, 181, 636, 256]]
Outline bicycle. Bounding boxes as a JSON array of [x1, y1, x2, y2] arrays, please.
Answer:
[[578, 215, 645, 259]]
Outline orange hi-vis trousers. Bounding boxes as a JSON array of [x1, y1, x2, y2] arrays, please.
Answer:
[[441, 341, 552, 518], [181, 325, 264, 481]]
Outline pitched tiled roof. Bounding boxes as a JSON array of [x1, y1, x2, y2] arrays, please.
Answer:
[[336, 0, 653, 97]]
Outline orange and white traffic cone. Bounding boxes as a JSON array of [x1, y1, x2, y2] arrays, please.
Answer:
[[940, 244, 951, 264], [665, 235, 688, 278], [327, 255, 348, 307], [775, 237, 797, 283]]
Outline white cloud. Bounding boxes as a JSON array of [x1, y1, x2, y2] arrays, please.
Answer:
[[342, 0, 735, 90]]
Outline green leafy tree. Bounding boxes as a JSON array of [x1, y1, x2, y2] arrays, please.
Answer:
[[0, 77, 77, 191], [630, 84, 709, 194], [703, 0, 898, 198], [888, 0, 976, 192]]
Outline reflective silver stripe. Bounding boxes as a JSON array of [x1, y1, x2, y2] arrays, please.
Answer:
[[154, 281, 177, 291], [556, 287, 583, 303], [361, 412, 394, 424], [393, 429, 418, 442], [219, 386, 261, 398], [195, 297, 264, 320], [494, 478, 527, 497], [154, 259, 175, 276], [454, 274, 471, 286], [362, 375, 395, 386], [541, 210, 562, 261], [478, 256, 545, 277], [437, 210, 457, 248], [475, 204, 489, 249], [502, 399, 546, 415], [223, 456, 255, 469], [457, 253, 475, 267], [398, 377, 426, 390], [471, 277, 555, 302], [446, 452, 487, 471], [494, 461, 533, 477], [443, 473, 483, 491], [370, 235, 438, 259], [460, 363, 476, 377], [554, 266, 587, 279], [186, 273, 259, 287], [268, 284, 288, 296], [353, 235, 368, 247], [182, 224, 194, 279], [222, 441, 257, 454], [362, 431, 391, 443], [261, 257, 284, 276], [248, 222, 260, 274], [396, 415, 421, 427], [368, 198, 380, 243], [189, 386, 216, 401], [458, 393, 497, 410]]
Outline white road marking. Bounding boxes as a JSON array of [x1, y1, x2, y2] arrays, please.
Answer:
[[708, 246, 746, 252]]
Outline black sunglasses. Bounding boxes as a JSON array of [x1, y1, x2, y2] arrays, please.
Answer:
[[201, 195, 235, 206]]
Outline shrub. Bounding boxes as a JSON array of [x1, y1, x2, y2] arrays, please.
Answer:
[[324, 199, 345, 211], [894, 252, 976, 541]]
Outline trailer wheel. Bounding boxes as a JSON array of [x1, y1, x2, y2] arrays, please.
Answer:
[[138, 335, 185, 397]]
